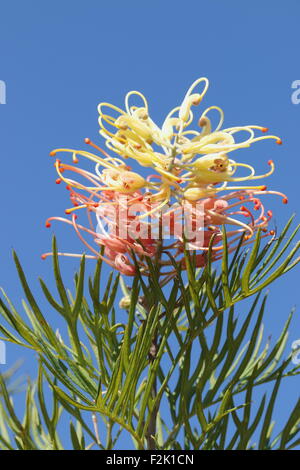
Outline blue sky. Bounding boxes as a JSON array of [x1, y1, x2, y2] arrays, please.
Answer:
[[0, 0, 299, 449]]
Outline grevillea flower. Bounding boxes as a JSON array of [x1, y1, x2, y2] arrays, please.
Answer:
[[43, 78, 288, 277], [98, 77, 283, 204]]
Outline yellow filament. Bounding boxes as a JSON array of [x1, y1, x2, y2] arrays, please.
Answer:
[[248, 135, 281, 144], [226, 162, 255, 181], [228, 161, 275, 182], [138, 194, 171, 220], [215, 184, 267, 191], [53, 148, 119, 171], [179, 77, 209, 122], [225, 127, 255, 143], [224, 125, 266, 132], [55, 162, 101, 191], [98, 102, 125, 118], [163, 106, 194, 129], [200, 106, 224, 132], [186, 77, 209, 98], [65, 205, 88, 214], [125, 90, 149, 115]]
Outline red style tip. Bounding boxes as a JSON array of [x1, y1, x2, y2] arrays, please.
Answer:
[[49, 150, 56, 157], [41, 254, 47, 260], [268, 159, 274, 166], [84, 138, 91, 144], [45, 222, 51, 228], [66, 185, 71, 190], [93, 203, 99, 208], [269, 230, 275, 235], [276, 139, 283, 145], [267, 210, 273, 217], [65, 209, 71, 214], [261, 185, 267, 191], [283, 197, 288, 204], [262, 127, 269, 133], [56, 178, 62, 184]]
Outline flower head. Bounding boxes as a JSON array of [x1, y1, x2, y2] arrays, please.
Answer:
[[44, 78, 287, 277], [98, 77, 282, 201]]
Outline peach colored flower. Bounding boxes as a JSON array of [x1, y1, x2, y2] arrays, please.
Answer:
[[44, 78, 288, 278]]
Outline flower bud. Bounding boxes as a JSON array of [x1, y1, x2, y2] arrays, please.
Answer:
[[184, 187, 216, 201], [119, 295, 131, 310]]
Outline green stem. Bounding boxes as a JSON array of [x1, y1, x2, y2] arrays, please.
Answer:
[[146, 334, 158, 450]]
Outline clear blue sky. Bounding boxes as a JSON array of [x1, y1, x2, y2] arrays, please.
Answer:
[[0, 0, 299, 449]]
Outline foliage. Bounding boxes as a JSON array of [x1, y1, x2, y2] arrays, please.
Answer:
[[0, 216, 299, 450]]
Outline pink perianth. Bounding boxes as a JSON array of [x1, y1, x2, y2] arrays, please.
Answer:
[[44, 148, 287, 277]]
